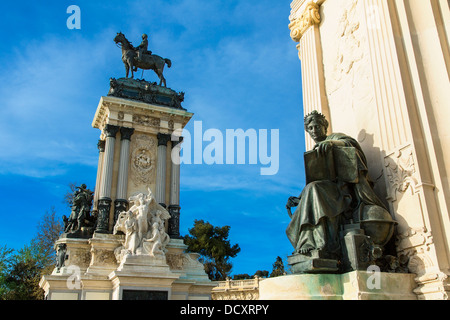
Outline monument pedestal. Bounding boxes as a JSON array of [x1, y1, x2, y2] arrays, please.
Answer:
[[86, 232, 123, 276], [109, 254, 180, 300], [39, 235, 215, 300], [258, 271, 418, 300]]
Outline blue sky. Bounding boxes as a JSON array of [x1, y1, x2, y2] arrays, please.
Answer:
[[0, 0, 306, 275]]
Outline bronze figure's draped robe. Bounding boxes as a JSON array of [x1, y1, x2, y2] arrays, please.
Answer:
[[286, 133, 387, 256]]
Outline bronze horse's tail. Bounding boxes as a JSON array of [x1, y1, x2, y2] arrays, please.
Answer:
[[165, 58, 172, 68]]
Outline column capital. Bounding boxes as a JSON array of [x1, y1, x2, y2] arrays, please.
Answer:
[[97, 140, 106, 153], [157, 133, 171, 146], [171, 136, 184, 148], [120, 126, 135, 141], [288, 1, 321, 42], [104, 124, 120, 138]]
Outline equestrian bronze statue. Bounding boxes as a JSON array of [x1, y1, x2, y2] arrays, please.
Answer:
[[114, 32, 172, 87]]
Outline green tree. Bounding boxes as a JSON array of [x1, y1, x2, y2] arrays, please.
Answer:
[[270, 256, 286, 278], [0, 208, 64, 300], [184, 220, 241, 281], [0, 246, 14, 298], [233, 274, 252, 280], [1, 245, 45, 300], [32, 207, 64, 274], [254, 270, 269, 278]]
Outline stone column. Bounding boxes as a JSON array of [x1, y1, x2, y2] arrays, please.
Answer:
[[96, 124, 119, 234], [93, 140, 105, 213], [168, 137, 182, 239], [156, 133, 171, 207], [113, 127, 135, 226], [289, 0, 329, 150]]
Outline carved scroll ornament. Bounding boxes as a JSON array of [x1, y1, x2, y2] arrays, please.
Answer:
[[289, 2, 321, 42]]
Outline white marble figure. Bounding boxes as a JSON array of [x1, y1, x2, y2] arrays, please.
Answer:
[[124, 211, 138, 254], [113, 188, 171, 261], [147, 210, 170, 257], [128, 191, 151, 247]]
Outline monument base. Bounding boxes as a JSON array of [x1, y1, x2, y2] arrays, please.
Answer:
[[288, 253, 339, 274], [258, 271, 418, 300], [39, 236, 215, 300]]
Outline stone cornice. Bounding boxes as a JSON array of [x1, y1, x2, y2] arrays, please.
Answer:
[[92, 96, 194, 131], [289, 1, 322, 42]]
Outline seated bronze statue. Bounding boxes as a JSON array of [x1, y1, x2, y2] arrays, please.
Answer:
[[286, 111, 396, 273]]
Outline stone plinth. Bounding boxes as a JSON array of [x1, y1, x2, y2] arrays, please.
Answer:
[[258, 271, 418, 300], [86, 232, 123, 276], [40, 235, 214, 300], [109, 254, 180, 300], [53, 237, 91, 275]]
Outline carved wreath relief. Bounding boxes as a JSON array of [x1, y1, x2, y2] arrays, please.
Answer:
[[130, 134, 156, 186]]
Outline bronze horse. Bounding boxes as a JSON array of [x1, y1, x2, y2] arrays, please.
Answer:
[[114, 32, 172, 87]]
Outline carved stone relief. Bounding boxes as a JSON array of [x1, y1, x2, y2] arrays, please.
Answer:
[[384, 145, 418, 202], [66, 247, 91, 269], [90, 248, 118, 267], [166, 253, 185, 270], [212, 291, 259, 301], [384, 145, 438, 279], [133, 114, 161, 128], [320, 0, 377, 140], [130, 134, 156, 186]]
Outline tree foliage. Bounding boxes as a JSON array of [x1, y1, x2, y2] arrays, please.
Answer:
[[254, 270, 269, 278], [0, 245, 45, 300], [233, 273, 252, 280], [184, 220, 241, 281], [32, 207, 64, 270], [0, 208, 63, 300], [270, 256, 286, 277]]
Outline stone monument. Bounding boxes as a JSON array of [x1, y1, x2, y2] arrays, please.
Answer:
[[261, 0, 450, 300], [39, 33, 215, 300]]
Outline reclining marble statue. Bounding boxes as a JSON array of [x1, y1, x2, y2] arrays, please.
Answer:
[[286, 111, 397, 274]]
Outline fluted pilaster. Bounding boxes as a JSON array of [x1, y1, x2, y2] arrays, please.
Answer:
[[168, 137, 182, 238], [156, 133, 171, 207], [113, 127, 135, 225], [93, 140, 105, 212], [96, 124, 119, 234]]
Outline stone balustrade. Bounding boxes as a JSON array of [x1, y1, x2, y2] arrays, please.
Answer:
[[211, 277, 264, 300]]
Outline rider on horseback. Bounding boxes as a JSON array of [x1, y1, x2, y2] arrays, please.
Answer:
[[136, 34, 151, 61], [134, 33, 152, 71], [115, 32, 171, 86]]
